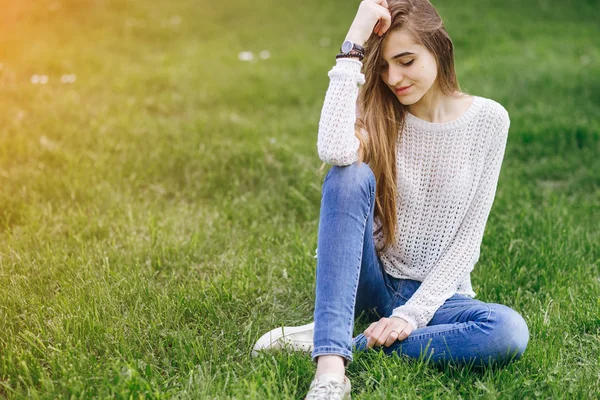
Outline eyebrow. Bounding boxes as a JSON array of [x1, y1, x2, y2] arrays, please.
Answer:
[[381, 52, 415, 62]]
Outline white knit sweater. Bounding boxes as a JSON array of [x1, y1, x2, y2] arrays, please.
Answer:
[[316, 58, 510, 331]]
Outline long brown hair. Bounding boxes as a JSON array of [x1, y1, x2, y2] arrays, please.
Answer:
[[318, 0, 463, 254]]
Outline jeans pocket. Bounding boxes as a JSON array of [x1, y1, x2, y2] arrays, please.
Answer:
[[392, 278, 422, 302], [383, 277, 421, 316], [382, 271, 399, 295], [384, 275, 406, 300]]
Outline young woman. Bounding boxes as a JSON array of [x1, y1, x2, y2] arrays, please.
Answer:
[[253, 0, 529, 398]]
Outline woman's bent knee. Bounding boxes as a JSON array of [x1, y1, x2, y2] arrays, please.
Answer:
[[490, 304, 530, 361], [325, 161, 375, 195], [509, 311, 529, 358]]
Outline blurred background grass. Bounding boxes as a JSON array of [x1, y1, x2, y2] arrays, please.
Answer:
[[0, 0, 598, 398]]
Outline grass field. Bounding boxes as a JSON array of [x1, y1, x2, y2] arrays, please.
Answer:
[[0, 0, 599, 398]]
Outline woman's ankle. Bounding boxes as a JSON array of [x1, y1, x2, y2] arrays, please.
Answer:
[[315, 355, 345, 377]]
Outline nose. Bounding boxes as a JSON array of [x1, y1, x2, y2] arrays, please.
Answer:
[[387, 66, 404, 87]]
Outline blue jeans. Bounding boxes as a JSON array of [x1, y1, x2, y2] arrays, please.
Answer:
[[312, 162, 529, 368]]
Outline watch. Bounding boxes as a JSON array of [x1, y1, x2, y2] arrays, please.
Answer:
[[340, 40, 364, 54]]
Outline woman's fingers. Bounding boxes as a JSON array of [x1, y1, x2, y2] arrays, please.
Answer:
[[364, 321, 377, 338], [384, 328, 401, 347], [366, 317, 394, 348], [364, 321, 378, 346], [348, 0, 392, 42], [378, 320, 401, 347], [377, 7, 392, 35], [364, 317, 413, 348], [368, 5, 391, 37], [366, 1, 391, 36]]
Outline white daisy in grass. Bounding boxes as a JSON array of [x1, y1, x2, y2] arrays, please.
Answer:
[[31, 74, 48, 84], [39, 136, 58, 151], [238, 51, 255, 61], [61, 74, 76, 84]]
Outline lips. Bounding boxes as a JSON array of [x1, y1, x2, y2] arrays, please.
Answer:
[[395, 85, 412, 91]]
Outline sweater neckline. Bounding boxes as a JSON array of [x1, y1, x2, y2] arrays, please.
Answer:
[[405, 95, 484, 132]]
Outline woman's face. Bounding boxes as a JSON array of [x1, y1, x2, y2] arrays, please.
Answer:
[[379, 29, 438, 105]]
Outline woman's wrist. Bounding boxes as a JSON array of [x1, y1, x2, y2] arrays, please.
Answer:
[[337, 30, 365, 62], [336, 54, 363, 62], [340, 56, 362, 62], [345, 28, 366, 47]]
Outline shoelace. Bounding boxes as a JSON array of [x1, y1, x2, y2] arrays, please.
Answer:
[[306, 380, 345, 399]]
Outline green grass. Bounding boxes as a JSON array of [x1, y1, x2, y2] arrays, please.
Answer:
[[0, 0, 598, 397]]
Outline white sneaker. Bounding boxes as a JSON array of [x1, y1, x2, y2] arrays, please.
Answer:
[[251, 322, 314, 357], [305, 373, 351, 400]]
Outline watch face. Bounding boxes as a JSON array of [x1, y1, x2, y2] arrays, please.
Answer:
[[342, 40, 353, 53]]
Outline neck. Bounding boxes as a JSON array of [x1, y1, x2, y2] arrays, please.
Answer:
[[407, 87, 462, 123]]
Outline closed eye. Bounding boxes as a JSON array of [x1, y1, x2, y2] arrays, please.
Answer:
[[379, 59, 414, 70]]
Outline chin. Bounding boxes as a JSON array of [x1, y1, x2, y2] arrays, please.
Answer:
[[397, 93, 421, 106]]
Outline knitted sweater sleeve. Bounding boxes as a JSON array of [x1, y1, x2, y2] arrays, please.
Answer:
[[317, 58, 366, 166], [390, 106, 511, 330]]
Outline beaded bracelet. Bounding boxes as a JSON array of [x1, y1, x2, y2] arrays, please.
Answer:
[[335, 51, 364, 61]]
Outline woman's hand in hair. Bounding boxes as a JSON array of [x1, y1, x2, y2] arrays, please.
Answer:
[[363, 316, 414, 348], [346, 0, 392, 46]]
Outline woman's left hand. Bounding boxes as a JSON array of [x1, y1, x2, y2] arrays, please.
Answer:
[[364, 316, 414, 348]]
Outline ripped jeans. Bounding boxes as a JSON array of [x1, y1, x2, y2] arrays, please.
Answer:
[[312, 162, 529, 368]]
